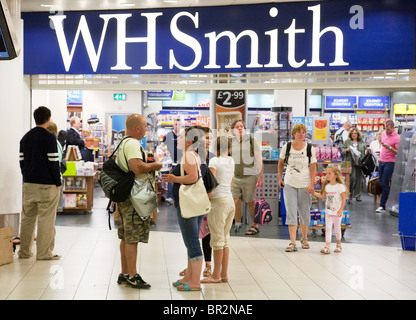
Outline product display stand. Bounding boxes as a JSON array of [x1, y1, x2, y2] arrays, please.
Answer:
[[386, 125, 415, 217], [62, 175, 94, 212]]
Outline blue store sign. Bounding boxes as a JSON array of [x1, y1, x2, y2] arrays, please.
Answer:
[[325, 96, 357, 110], [357, 96, 390, 110], [22, 0, 415, 74]]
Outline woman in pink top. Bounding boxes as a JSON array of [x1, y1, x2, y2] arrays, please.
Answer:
[[376, 120, 400, 213]]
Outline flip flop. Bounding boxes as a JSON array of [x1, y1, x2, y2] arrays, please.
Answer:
[[201, 277, 222, 284], [172, 280, 183, 287], [177, 283, 201, 291]]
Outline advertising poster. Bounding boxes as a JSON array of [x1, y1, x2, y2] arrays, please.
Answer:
[[215, 90, 245, 132]]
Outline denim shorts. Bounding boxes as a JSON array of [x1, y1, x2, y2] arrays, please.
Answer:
[[176, 205, 204, 261]]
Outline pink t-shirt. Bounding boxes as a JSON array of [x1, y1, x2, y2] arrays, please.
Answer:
[[379, 131, 400, 162]]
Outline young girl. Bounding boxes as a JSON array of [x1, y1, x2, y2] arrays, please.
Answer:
[[312, 165, 347, 254]]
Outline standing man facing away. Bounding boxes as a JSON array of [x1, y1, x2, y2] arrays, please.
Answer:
[[376, 120, 400, 213], [334, 120, 352, 147], [18, 106, 62, 260], [116, 114, 162, 289]]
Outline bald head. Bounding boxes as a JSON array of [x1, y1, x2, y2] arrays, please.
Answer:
[[125, 114, 147, 140], [126, 114, 145, 129]]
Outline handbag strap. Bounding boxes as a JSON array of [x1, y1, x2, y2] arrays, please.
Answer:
[[180, 152, 202, 179]]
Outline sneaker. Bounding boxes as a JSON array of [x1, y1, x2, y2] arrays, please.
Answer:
[[166, 198, 174, 206], [126, 274, 151, 289], [376, 206, 385, 213], [117, 273, 129, 285]]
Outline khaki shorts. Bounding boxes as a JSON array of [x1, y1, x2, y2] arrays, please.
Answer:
[[117, 197, 150, 243], [231, 175, 258, 203]]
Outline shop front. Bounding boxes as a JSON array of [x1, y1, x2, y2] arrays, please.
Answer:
[[19, 0, 416, 223]]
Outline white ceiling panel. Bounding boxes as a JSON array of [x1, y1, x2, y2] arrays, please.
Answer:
[[20, 0, 317, 12]]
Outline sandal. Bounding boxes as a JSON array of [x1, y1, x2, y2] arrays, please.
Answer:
[[203, 265, 212, 277], [334, 244, 342, 253], [201, 277, 222, 284], [245, 225, 259, 235], [320, 246, 330, 254], [177, 283, 201, 291], [285, 243, 298, 252], [301, 238, 310, 249]]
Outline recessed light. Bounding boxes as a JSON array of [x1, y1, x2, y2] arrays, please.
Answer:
[[120, 3, 136, 7], [164, 1, 179, 3]]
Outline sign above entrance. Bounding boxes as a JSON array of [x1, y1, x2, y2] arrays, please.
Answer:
[[22, 0, 415, 74]]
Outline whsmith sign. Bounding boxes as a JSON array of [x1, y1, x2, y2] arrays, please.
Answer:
[[22, 0, 415, 74]]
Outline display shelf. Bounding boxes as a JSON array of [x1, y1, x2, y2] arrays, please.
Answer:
[[387, 125, 416, 216], [62, 175, 94, 212]]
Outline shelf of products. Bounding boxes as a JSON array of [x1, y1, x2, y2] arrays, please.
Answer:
[[62, 175, 94, 212], [89, 122, 105, 170]]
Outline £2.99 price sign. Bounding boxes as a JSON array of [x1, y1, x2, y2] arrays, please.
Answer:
[[215, 90, 246, 130]]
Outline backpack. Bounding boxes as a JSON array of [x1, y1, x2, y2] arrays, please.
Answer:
[[99, 137, 135, 229], [334, 129, 345, 147], [253, 184, 272, 225], [284, 142, 312, 165], [360, 151, 376, 176]]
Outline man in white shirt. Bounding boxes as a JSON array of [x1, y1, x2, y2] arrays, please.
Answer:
[[334, 120, 352, 147]]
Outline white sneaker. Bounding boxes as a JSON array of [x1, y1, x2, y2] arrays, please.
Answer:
[[376, 206, 385, 213], [166, 198, 174, 206]]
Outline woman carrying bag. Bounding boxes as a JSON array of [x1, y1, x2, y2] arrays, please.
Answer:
[[341, 128, 367, 202], [161, 126, 208, 291]]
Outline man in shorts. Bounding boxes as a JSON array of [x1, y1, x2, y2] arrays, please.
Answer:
[[229, 120, 263, 235], [116, 114, 162, 289]]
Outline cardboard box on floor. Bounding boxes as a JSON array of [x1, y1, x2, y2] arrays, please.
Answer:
[[0, 227, 13, 266]]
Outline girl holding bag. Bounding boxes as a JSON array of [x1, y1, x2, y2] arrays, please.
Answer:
[[162, 126, 207, 291]]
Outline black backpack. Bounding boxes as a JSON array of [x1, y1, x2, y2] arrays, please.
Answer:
[[360, 152, 376, 176], [99, 137, 135, 229], [284, 142, 312, 165]]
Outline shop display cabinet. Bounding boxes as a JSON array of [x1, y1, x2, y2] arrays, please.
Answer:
[[388, 125, 416, 217]]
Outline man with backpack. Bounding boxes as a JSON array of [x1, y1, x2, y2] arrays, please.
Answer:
[[116, 114, 162, 289], [334, 120, 352, 147]]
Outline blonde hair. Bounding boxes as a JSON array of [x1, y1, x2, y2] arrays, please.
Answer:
[[47, 121, 58, 137], [291, 123, 307, 138], [321, 165, 349, 197]]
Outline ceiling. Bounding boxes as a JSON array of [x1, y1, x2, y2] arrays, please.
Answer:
[[20, 0, 314, 12]]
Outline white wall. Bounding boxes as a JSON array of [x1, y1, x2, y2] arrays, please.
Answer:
[[32, 90, 143, 132], [0, 17, 29, 216], [274, 90, 306, 117]]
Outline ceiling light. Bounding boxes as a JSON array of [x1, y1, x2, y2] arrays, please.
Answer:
[[120, 3, 136, 7], [164, 1, 179, 3]]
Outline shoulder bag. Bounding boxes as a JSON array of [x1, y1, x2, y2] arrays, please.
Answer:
[[203, 167, 219, 193], [129, 145, 158, 220], [179, 152, 211, 219]]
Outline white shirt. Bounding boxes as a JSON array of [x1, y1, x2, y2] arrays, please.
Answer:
[[324, 183, 347, 216], [281, 143, 317, 188], [335, 127, 349, 143], [369, 139, 381, 165], [208, 156, 235, 199]]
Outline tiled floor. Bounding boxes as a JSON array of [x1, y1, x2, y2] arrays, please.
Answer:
[[1, 227, 416, 300], [1, 187, 415, 300]]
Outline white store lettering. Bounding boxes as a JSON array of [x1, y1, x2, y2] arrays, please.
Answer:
[[49, 4, 354, 73]]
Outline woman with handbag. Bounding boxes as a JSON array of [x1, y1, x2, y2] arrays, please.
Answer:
[[341, 128, 367, 202], [161, 126, 208, 291]]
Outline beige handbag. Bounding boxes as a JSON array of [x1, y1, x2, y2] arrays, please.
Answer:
[[179, 153, 211, 219]]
